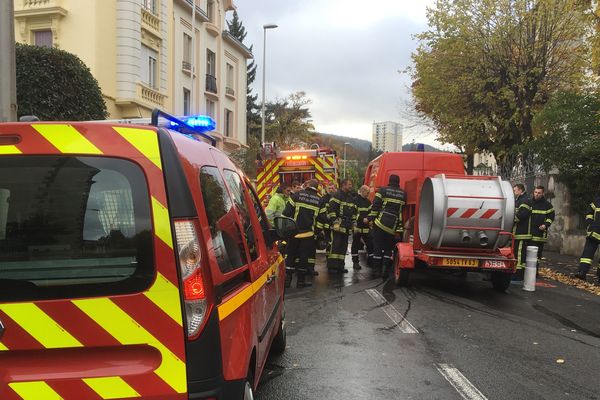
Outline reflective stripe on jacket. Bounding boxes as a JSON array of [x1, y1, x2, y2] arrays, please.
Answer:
[[283, 187, 324, 234], [369, 186, 406, 235], [530, 197, 554, 242], [585, 196, 600, 241], [354, 195, 371, 234], [513, 193, 532, 240], [327, 190, 358, 234]]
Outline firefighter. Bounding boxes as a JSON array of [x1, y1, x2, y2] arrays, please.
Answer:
[[512, 183, 532, 280], [283, 179, 324, 288], [291, 180, 302, 194], [574, 194, 600, 282], [326, 179, 357, 273], [530, 185, 555, 261], [351, 185, 374, 270], [319, 182, 337, 253], [369, 174, 406, 279], [265, 183, 292, 226]]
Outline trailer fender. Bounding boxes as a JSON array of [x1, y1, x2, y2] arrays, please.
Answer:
[[395, 242, 415, 270]]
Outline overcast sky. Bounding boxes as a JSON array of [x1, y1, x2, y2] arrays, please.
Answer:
[[232, 0, 440, 145]]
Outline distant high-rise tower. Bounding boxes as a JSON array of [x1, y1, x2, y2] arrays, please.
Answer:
[[372, 121, 403, 152]]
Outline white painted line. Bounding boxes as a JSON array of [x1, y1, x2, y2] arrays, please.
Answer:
[[435, 364, 488, 400], [365, 289, 419, 334]]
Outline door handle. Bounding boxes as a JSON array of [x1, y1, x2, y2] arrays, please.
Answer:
[[0, 319, 4, 340], [266, 274, 276, 285]]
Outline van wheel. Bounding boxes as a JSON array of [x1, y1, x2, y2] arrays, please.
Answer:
[[491, 272, 511, 292], [270, 311, 287, 354]]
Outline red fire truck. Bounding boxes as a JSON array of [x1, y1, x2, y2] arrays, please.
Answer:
[[256, 144, 339, 203], [365, 151, 516, 291]]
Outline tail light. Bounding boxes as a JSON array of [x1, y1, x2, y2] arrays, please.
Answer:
[[174, 220, 208, 338]]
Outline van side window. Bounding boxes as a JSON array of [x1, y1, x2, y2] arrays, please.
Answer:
[[245, 179, 270, 240], [222, 169, 258, 261], [199, 166, 249, 273]]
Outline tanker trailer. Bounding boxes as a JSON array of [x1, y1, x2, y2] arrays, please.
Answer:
[[394, 174, 517, 291]]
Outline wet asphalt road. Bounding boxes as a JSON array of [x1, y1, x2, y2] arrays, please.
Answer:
[[256, 251, 600, 400]]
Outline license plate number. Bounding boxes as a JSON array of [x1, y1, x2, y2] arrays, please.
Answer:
[[442, 258, 479, 267], [483, 260, 507, 269]]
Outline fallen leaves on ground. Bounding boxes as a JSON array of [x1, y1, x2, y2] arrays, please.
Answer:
[[539, 268, 600, 296]]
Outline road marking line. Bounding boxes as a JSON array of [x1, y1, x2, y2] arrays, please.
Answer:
[[435, 364, 488, 400], [365, 289, 419, 334]]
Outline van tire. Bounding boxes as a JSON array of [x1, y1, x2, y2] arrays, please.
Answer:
[[491, 272, 511, 292], [270, 311, 286, 354], [242, 372, 255, 400]]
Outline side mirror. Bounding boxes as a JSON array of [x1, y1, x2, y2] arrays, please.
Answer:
[[273, 216, 298, 239]]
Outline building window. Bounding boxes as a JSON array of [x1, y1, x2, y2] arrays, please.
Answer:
[[33, 30, 53, 48], [206, 49, 217, 93], [183, 88, 191, 115], [206, 99, 215, 119], [207, 0, 214, 22], [141, 45, 159, 89], [225, 109, 233, 137], [182, 33, 192, 71], [226, 63, 235, 96], [143, 0, 157, 14]]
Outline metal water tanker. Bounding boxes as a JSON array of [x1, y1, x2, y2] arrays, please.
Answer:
[[418, 174, 514, 250]]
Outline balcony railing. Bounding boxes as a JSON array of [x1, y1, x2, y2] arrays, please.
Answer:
[[206, 74, 217, 94], [137, 83, 165, 107], [182, 61, 192, 72], [141, 8, 160, 35], [23, 0, 57, 7], [225, 87, 235, 97]]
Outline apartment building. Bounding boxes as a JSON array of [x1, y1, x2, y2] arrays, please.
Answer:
[[372, 121, 403, 152], [13, 0, 251, 151]]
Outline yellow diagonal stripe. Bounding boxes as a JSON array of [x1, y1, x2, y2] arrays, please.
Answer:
[[0, 145, 21, 154], [144, 273, 183, 326], [0, 303, 82, 348], [83, 376, 140, 399], [32, 124, 102, 154], [152, 196, 173, 249], [9, 382, 64, 400], [0, 342, 8, 350], [114, 127, 162, 170], [73, 298, 185, 394]]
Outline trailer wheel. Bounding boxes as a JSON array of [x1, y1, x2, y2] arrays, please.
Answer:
[[491, 272, 511, 292], [394, 262, 410, 286]]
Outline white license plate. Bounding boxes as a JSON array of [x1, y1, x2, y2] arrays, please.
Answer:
[[483, 260, 507, 269]]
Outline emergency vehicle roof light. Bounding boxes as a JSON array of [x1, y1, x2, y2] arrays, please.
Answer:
[[151, 109, 217, 146]]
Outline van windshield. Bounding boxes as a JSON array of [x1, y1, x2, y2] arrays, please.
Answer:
[[0, 156, 154, 301]]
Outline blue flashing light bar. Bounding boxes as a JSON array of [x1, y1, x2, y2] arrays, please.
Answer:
[[151, 109, 217, 146]]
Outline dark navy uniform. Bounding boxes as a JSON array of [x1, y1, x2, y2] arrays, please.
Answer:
[[530, 196, 554, 260], [351, 193, 373, 269], [369, 176, 405, 278], [577, 196, 600, 280], [513, 192, 532, 269], [326, 189, 358, 272], [283, 186, 324, 288]]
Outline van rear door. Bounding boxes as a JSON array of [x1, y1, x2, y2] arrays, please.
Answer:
[[0, 123, 187, 400]]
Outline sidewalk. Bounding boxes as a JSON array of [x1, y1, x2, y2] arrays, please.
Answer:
[[539, 250, 600, 294]]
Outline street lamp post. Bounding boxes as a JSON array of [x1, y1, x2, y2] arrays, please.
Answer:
[[343, 142, 351, 179], [261, 24, 278, 146]]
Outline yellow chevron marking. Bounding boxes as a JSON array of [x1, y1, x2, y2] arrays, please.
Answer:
[[152, 196, 173, 249], [83, 376, 140, 399], [32, 124, 102, 154], [0, 342, 8, 350], [218, 255, 283, 321], [0, 303, 82, 348], [0, 145, 21, 154], [114, 127, 162, 171], [144, 273, 183, 326], [73, 298, 186, 394], [9, 382, 64, 400]]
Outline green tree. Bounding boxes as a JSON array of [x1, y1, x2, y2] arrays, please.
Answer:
[[529, 90, 600, 213], [411, 0, 590, 176], [15, 43, 107, 120], [264, 92, 314, 148]]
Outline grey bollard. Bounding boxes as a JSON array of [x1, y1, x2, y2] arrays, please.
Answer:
[[523, 246, 538, 291]]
